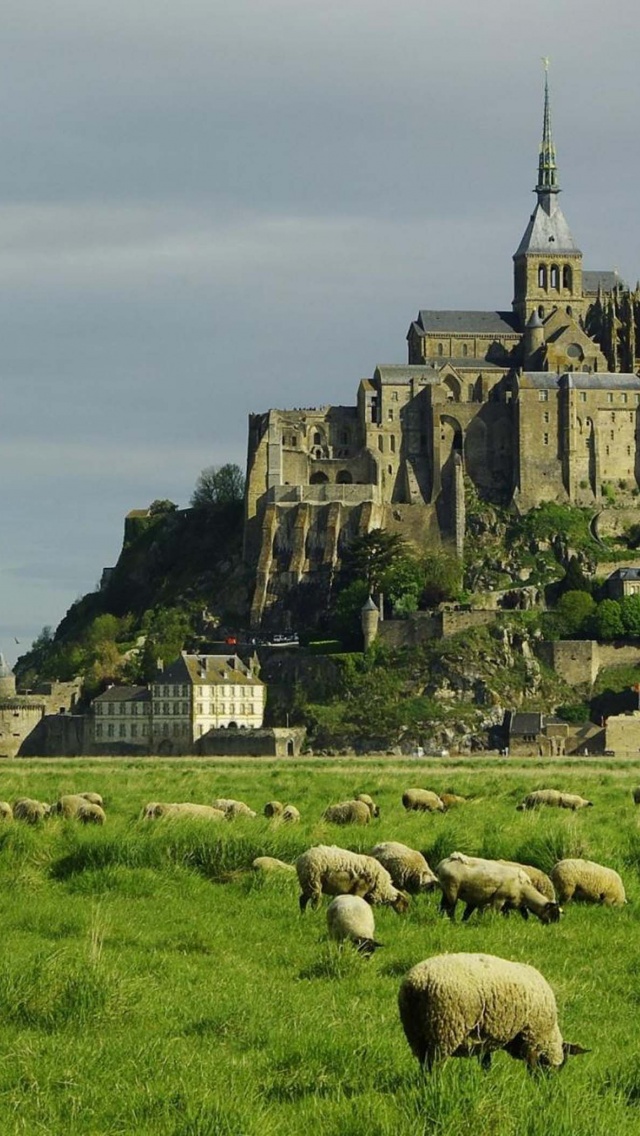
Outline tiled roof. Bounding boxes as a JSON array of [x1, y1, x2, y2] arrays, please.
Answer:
[[509, 712, 544, 736], [93, 686, 150, 703], [583, 270, 622, 294], [609, 567, 640, 580], [415, 311, 520, 335], [515, 200, 581, 256], [157, 654, 263, 688]]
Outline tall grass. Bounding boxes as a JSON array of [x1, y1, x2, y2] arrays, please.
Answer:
[[0, 757, 634, 1134]]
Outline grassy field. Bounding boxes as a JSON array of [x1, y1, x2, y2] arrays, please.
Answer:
[[0, 756, 638, 1135]]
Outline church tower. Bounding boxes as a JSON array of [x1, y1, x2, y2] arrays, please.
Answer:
[[513, 64, 583, 329]]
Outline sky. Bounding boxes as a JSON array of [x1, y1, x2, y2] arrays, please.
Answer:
[[2, 0, 640, 666]]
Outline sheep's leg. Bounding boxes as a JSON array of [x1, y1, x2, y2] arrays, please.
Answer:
[[479, 1050, 492, 1071], [299, 893, 310, 913], [519, 907, 530, 921], [461, 903, 476, 922], [439, 894, 456, 920]]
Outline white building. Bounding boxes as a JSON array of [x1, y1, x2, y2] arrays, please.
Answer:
[[152, 653, 265, 745]]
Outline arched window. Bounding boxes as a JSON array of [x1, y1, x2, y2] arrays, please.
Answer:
[[336, 470, 352, 484], [538, 264, 548, 289], [550, 265, 559, 289], [566, 306, 573, 316], [309, 471, 329, 484], [313, 432, 322, 446], [378, 435, 384, 453], [563, 265, 572, 290]]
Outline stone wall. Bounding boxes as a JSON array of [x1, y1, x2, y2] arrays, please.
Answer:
[[536, 640, 600, 687], [197, 726, 306, 757], [605, 711, 640, 754], [18, 714, 89, 757], [0, 702, 46, 758]]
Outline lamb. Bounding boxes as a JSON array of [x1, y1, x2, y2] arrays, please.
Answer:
[[326, 895, 382, 955], [323, 800, 372, 825], [77, 801, 106, 825], [252, 856, 296, 873], [281, 804, 301, 823], [550, 858, 626, 906], [632, 787, 640, 805], [296, 844, 410, 913], [78, 792, 104, 807], [13, 798, 49, 823], [436, 853, 561, 924], [263, 800, 284, 818], [0, 802, 13, 820], [211, 798, 257, 819], [370, 842, 439, 894], [143, 802, 226, 821], [402, 788, 446, 813], [398, 952, 588, 1071], [498, 860, 556, 901], [355, 793, 380, 818], [516, 789, 593, 811]]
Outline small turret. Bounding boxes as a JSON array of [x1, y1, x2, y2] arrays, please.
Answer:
[[524, 309, 545, 363], [360, 597, 380, 650]]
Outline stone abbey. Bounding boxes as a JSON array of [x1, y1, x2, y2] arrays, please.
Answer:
[[244, 73, 640, 626]]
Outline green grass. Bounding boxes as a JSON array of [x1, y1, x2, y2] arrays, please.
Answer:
[[0, 756, 637, 1134]]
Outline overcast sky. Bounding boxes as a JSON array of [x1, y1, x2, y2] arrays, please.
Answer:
[[2, 0, 640, 665]]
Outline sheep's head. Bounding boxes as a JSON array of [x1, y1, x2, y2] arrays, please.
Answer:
[[560, 1042, 590, 1067], [539, 901, 562, 924], [391, 891, 410, 914]]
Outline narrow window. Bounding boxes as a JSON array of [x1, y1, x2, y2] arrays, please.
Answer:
[[563, 265, 572, 290], [550, 265, 559, 289], [580, 392, 587, 402], [543, 433, 549, 445], [538, 390, 549, 402], [462, 343, 468, 357], [388, 464, 393, 474], [437, 343, 444, 356], [390, 435, 396, 453], [388, 408, 394, 421], [543, 411, 550, 424], [378, 435, 384, 452], [607, 393, 613, 404], [622, 394, 628, 404]]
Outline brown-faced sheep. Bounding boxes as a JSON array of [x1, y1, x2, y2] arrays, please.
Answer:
[[398, 952, 588, 1071]]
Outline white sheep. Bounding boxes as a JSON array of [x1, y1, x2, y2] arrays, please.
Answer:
[[295, 844, 410, 913], [13, 798, 49, 823], [78, 792, 104, 807], [323, 800, 372, 825], [370, 842, 438, 894], [281, 804, 301, 823], [0, 802, 13, 820], [498, 860, 556, 901], [398, 952, 588, 1071], [402, 788, 445, 813], [77, 801, 106, 824], [252, 856, 296, 873], [516, 789, 593, 811], [326, 895, 382, 955], [143, 802, 226, 821], [436, 853, 561, 924], [355, 793, 380, 818], [439, 793, 467, 809], [211, 798, 257, 819], [263, 800, 284, 818], [50, 794, 93, 819], [550, 858, 626, 906]]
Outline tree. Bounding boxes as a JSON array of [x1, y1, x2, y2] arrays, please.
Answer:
[[555, 590, 596, 637], [331, 579, 371, 647], [591, 599, 624, 641], [421, 551, 462, 607], [190, 463, 245, 509], [620, 595, 640, 638], [342, 530, 407, 593], [149, 499, 177, 515], [558, 556, 592, 597]]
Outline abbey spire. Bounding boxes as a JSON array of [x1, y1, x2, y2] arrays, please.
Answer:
[[512, 62, 583, 328], [536, 59, 559, 198]]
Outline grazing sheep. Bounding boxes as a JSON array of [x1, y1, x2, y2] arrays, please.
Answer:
[[252, 856, 296, 873], [398, 952, 588, 1071], [402, 788, 446, 813], [0, 802, 13, 820], [632, 787, 640, 805], [516, 789, 593, 811], [356, 793, 380, 818], [371, 842, 439, 894], [50, 794, 93, 819], [281, 804, 301, 823], [323, 800, 372, 826], [296, 845, 410, 913], [326, 895, 382, 955], [211, 798, 257, 819], [498, 861, 556, 902], [439, 793, 467, 809], [550, 858, 626, 906], [263, 800, 284, 818], [77, 801, 106, 825], [78, 792, 104, 807], [436, 853, 561, 924], [143, 802, 226, 821], [13, 798, 49, 823]]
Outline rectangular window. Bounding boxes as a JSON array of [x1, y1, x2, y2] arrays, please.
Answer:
[[622, 393, 628, 404], [119, 723, 126, 738], [107, 723, 115, 738], [173, 702, 180, 715], [607, 393, 613, 403], [387, 408, 394, 421], [131, 723, 137, 738], [182, 685, 189, 697], [131, 703, 138, 716], [543, 411, 550, 424], [108, 703, 115, 716], [579, 391, 587, 402], [141, 722, 148, 736], [163, 702, 170, 715], [538, 390, 549, 402], [543, 433, 549, 445], [392, 391, 398, 401], [95, 723, 103, 738], [182, 703, 188, 715], [197, 703, 203, 715]]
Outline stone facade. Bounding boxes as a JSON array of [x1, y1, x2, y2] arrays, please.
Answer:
[[244, 74, 640, 628]]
